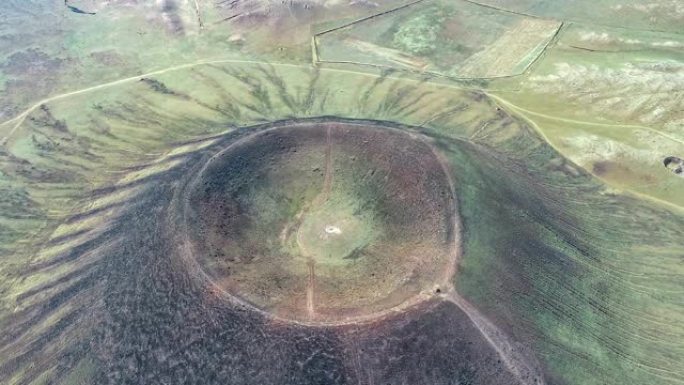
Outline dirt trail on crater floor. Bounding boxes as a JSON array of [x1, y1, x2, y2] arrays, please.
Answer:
[[306, 261, 316, 319], [313, 125, 334, 206], [302, 125, 334, 320]]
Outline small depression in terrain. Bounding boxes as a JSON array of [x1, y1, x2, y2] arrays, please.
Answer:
[[181, 120, 459, 324]]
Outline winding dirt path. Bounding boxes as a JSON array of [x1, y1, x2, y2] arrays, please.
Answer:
[[486, 92, 684, 147], [322, 126, 334, 199], [485, 92, 684, 214], [0, 59, 311, 145], [443, 290, 546, 385], [306, 260, 316, 319], [193, 0, 204, 31], [312, 125, 334, 206], [423, 131, 545, 384]]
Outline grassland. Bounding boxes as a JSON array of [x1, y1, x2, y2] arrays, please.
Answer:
[[315, 0, 562, 78], [0, 1, 682, 384]]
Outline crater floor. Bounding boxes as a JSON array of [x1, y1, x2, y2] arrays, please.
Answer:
[[179, 120, 459, 324]]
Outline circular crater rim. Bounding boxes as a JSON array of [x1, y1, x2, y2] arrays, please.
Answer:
[[173, 118, 462, 327]]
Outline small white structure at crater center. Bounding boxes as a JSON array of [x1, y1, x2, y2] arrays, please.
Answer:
[[325, 225, 342, 235]]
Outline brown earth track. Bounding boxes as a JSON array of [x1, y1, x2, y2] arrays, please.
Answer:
[[306, 260, 316, 319], [318, 125, 334, 204], [443, 291, 546, 385], [304, 125, 333, 320]]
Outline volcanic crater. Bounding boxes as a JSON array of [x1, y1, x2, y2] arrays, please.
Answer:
[[178, 120, 460, 325]]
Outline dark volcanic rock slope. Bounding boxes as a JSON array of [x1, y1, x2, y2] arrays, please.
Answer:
[[91, 120, 520, 385]]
